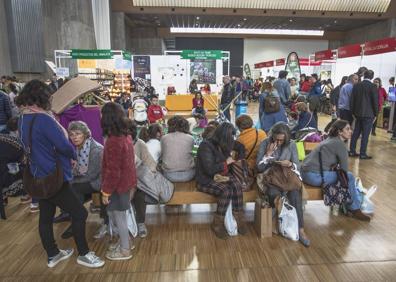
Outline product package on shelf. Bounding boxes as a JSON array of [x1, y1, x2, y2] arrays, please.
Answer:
[[78, 68, 114, 94], [111, 71, 131, 99]]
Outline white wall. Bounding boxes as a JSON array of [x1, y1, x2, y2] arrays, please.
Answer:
[[244, 38, 329, 76]]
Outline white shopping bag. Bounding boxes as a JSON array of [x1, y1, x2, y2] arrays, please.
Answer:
[[355, 177, 377, 214], [278, 197, 299, 241], [224, 202, 238, 236], [109, 205, 138, 238]]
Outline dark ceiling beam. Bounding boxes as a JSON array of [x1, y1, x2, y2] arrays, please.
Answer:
[[111, 0, 396, 19]]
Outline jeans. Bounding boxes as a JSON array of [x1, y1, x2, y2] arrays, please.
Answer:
[[350, 117, 374, 155], [301, 171, 362, 211], [108, 210, 129, 251], [38, 182, 89, 258], [163, 169, 195, 183], [339, 109, 354, 125], [266, 186, 304, 229]]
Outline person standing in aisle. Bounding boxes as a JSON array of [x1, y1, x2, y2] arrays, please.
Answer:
[[372, 77, 387, 136], [273, 70, 291, 106], [307, 74, 322, 123], [330, 76, 348, 115], [16, 80, 105, 269], [349, 70, 378, 159], [101, 102, 137, 261], [220, 76, 235, 122], [338, 74, 359, 125]]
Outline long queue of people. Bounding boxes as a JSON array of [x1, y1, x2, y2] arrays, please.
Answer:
[[0, 75, 376, 269]]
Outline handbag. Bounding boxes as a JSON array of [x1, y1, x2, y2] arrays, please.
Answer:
[[318, 149, 352, 206], [22, 115, 64, 199], [230, 159, 254, 191], [261, 163, 302, 192]]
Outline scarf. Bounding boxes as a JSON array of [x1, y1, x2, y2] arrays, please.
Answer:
[[76, 137, 92, 176]]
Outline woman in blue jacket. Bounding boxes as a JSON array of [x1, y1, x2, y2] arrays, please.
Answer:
[[291, 102, 317, 137], [259, 82, 288, 133]]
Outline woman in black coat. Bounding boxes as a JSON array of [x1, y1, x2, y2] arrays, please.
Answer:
[[196, 122, 246, 239]]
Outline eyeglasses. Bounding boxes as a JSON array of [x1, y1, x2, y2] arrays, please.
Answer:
[[69, 132, 84, 137]]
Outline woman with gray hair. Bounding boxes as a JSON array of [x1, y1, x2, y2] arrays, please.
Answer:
[[58, 121, 104, 239], [256, 122, 310, 247]]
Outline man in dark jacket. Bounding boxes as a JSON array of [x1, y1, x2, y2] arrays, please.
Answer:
[[220, 76, 235, 122], [0, 90, 12, 132], [349, 70, 378, 159]]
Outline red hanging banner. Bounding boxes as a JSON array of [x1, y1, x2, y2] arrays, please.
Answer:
[[337, 44, 362, 58], [314, 49, 333, 61], [364, 37, 396, 56], [275, 58, 285, 66], [254, 61, 274, 68]]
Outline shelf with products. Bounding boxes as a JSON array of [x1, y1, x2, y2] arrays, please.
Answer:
[[111, 71, 131, 97]]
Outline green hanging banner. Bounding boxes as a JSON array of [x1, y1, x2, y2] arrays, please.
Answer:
[[123, 51, 132, 61], [243, 63, 251, 78], [71, 49, 113, 59], [284, 52, 301, 79], [181, 50, 222, 60]]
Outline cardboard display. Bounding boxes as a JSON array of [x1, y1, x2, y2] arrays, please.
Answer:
[[51, 76, 101, 114]]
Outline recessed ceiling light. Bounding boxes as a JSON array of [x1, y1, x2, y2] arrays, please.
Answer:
[[170, 27, 324, 36], [237, 24, 241, 27], [196, 16, 200, 20], [289, 19, 293, 22], [243, 18, 247, 21], [334, 20, 337, 23]]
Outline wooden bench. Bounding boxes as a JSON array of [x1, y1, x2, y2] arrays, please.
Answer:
[[167, 181, 322, 205]]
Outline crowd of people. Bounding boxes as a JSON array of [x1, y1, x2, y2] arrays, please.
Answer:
[[0, 67, 393, 268]]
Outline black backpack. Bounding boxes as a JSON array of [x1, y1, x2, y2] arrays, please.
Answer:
[[264, 92, 280, 113]]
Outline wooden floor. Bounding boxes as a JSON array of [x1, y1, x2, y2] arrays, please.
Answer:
[[1, 103, 396, 281]]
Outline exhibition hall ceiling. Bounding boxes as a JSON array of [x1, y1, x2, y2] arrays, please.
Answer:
[[125, 14, 381, 31], [131, 0, 391, 13]]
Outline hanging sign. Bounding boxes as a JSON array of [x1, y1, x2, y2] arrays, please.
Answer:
[[56, 67, 69, 77], [275, 58, 285, 66], [314, 49, 333, 61], [254, 61, 274, 68], [123, 51, 132, 61], [77, 59, 97, 69], [363, 37, 396, 56], [181, 50, 222, 60], [337, 44, 362, 58], [285, 52, 301, 79], [71, 49, 113, 59], [243, 63, 251, 77]]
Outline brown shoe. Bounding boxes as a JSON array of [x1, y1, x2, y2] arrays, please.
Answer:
[[350, 209, 371, 222], [211, 214, 228, 240], [234, 211, 248, 235]]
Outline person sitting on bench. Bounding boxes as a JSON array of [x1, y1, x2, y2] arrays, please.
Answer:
[[256, 122, 310, 247], [196, 122, 247, 239], [301, 120, 370, 221]]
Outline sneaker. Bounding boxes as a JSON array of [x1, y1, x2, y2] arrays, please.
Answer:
[[47, 248, 74, 268], [105, 245, 133, 261], [77, 252, 105, 268], [138, 223, 148, 238], [108, 239, 135, 252], [93, 224, 108, 239], [30, 203, 39, 213], [20, 195, 31, 204]]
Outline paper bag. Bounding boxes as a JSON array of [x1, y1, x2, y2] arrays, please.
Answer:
[[254, 198, 272, 238]]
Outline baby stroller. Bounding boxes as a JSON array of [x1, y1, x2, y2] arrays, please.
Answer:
[[132, 96, 148, 126]]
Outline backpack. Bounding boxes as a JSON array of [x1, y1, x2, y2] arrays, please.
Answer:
[[264, 92, 280, 113]]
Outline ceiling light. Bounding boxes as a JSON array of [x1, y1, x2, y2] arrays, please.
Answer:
[[289, 19, 293, 22], [243, 18, 247, 21], [170, 27, 324, 36], [237, 24, 241, 27], [196, 16, 200, 20], [334, 20, 337, 23]]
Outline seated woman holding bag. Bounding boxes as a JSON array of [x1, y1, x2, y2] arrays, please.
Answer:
[[196, 122, 247, 239], [301, 120, 370, 221], [256, 122, 310, 247], [291, 102, 317, 138]]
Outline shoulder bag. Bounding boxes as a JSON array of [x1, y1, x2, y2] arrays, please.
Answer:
[[23, 115, 64, 199], [318, 148, 351, 206]]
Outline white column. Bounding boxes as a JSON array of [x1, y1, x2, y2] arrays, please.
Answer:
[[91, 0, 111, 49]]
